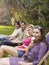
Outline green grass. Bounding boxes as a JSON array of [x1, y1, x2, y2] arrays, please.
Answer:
[[0, 25, 15, 35], [47, 57, 49, 65]]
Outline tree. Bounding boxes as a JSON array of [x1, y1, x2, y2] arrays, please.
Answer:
[[0, 0, 49, 32]]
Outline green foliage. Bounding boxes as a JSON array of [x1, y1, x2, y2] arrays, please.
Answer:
[[0, 0, 2, 2], [0, 0, 49, 32]]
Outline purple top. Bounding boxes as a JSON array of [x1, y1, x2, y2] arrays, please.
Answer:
[[46, 35, 49, 44], [46, 35, 49, 50], [10, 42, 47, 65]]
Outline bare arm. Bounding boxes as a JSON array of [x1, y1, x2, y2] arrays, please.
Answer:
[[15, 46, 26, 52], [25, 40, 34, 53], [11, 39, 23, 44]]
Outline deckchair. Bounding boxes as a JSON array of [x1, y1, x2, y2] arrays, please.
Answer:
[[38, 34, 49, 65]]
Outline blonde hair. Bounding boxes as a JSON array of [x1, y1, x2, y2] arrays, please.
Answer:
[[27, 24, 34, 30]]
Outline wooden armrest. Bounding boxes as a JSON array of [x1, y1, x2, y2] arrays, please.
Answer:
[[38, 51, 49, 65]]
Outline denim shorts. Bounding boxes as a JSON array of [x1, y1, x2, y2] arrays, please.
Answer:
[[18, 50, 24, 57]]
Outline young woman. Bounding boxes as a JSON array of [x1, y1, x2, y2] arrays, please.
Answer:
[[0, 24, 34, 58], [0, 25, 47, 65]]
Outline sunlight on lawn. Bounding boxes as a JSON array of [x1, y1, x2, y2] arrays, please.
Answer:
[[0, 25, 15, 35], [0, 25, 14, 28]]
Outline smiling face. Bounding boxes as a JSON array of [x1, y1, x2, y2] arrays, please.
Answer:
[[27, 27, 33, 37], [33, 28, 41, 41], [20, 22, 26, 30]]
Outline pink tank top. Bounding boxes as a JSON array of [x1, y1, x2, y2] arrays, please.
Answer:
[[23, 37, 31, 46], [18, 37, 31, 48]]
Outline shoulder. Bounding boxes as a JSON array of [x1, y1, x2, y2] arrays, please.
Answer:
[[17, 28, 21, 31], [26, 37, 31, 41], [18, 28, 21, 30], [40, 42, 47, 48], [40, 42, 46, 46]]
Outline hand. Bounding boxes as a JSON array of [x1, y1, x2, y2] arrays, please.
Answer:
[[3, 35, 9, 38], [18, 61, 32, 65]]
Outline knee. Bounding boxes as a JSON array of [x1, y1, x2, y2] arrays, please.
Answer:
[[1, 45, 6, 49], [0, 47, 4, 57], [0, 48, 4, 53]]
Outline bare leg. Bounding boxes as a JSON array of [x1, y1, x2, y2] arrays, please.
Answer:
[[1, 45, 18, 57], [0, 58, 10, 65], [0, 48, 4, 58]]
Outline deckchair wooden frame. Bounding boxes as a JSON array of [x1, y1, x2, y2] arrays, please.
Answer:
[[38, 51, 49, 65]]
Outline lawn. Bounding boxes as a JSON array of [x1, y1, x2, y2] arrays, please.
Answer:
[[0, 25, 49, 65], [0, 25, 15, 35]]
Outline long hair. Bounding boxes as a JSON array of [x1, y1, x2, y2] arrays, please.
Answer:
[[34, 25, 45, 42]]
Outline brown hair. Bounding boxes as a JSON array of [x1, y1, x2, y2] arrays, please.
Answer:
[[34, 25, 45, 42], [14, 21, 20, 27]]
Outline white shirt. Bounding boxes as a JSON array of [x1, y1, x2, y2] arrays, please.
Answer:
[[10, 28, 21, 38]]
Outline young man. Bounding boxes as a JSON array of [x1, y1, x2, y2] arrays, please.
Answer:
[[0, 21, 21, 46], [0, 21, 29, 46]]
